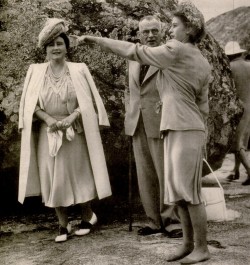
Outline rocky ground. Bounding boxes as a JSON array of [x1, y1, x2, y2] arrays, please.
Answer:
[[1, 153, 250, 265]]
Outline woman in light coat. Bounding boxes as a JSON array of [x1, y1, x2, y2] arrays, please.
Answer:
[[75, 1, 211, 263], [18, 18, 111, 242]]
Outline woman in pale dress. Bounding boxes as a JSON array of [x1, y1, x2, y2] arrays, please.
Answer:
[[18, 18, 111, 242], [74, 1, 212, 263]]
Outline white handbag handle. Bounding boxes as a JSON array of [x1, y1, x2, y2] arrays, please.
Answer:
[[203, 158, 223, 190]]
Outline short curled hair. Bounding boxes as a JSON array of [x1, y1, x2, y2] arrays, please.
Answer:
[[44, 33, 70, 50], [173, 11, 206, 44]]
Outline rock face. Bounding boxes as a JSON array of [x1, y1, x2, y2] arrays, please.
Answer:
[[206, 6, 250, 52], [0, 0, 241, 178]]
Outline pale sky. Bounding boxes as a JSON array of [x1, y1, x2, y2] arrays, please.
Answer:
[[189, 0, 250, 21]]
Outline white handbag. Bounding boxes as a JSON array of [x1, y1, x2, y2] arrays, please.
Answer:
[[202, 159, 228, 222]]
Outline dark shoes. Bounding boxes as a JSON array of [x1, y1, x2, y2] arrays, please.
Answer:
[[165, 229, 183, 238], [137, 226, 183, 238], [137, 226, 162, 236], [242, 177, 250, 185], [226, 174, 239, 181]]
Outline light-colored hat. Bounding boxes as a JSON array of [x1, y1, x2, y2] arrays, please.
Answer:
[[224, 41, 246, 55], [38, 18, 68, 48], [176, 0, 205, 30]]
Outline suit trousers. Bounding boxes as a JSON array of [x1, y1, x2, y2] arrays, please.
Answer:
[[132, 115, 180, 231]]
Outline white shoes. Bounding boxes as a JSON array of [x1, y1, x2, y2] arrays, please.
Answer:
[[55, 223, 72, 243], [75, 212, 97, 236], [55, 213, 97, 242]]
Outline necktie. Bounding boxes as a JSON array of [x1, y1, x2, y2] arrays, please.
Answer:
[[139, 65, 149, 85]]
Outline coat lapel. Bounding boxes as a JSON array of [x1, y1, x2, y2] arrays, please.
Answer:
[[130, 61, 159, 86], [25, 63, 48, 109], [142, 66, 159, 85], [129, 61, 140, 88]]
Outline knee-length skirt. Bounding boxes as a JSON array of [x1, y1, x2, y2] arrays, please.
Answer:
[[163, 130, 205, 205]]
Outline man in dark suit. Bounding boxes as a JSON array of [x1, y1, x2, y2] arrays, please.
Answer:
[[125, 16, 180, 236], [225, 41, 250, 185]]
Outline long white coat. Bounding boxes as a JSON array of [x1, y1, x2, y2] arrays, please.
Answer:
[[18, 62, 112, 204]]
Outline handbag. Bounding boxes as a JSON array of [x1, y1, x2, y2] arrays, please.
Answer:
[[202, 159, 228, 222]]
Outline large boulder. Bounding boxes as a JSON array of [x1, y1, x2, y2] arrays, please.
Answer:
[[206, 6, 250, 52], [0, 0, 241, 192]]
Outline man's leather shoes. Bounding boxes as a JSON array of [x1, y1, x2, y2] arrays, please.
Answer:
[[226, 174, 239, 181], [242, 177, 250, 185], [165, 229, 183, 238], [137, 226, 162, 236]]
